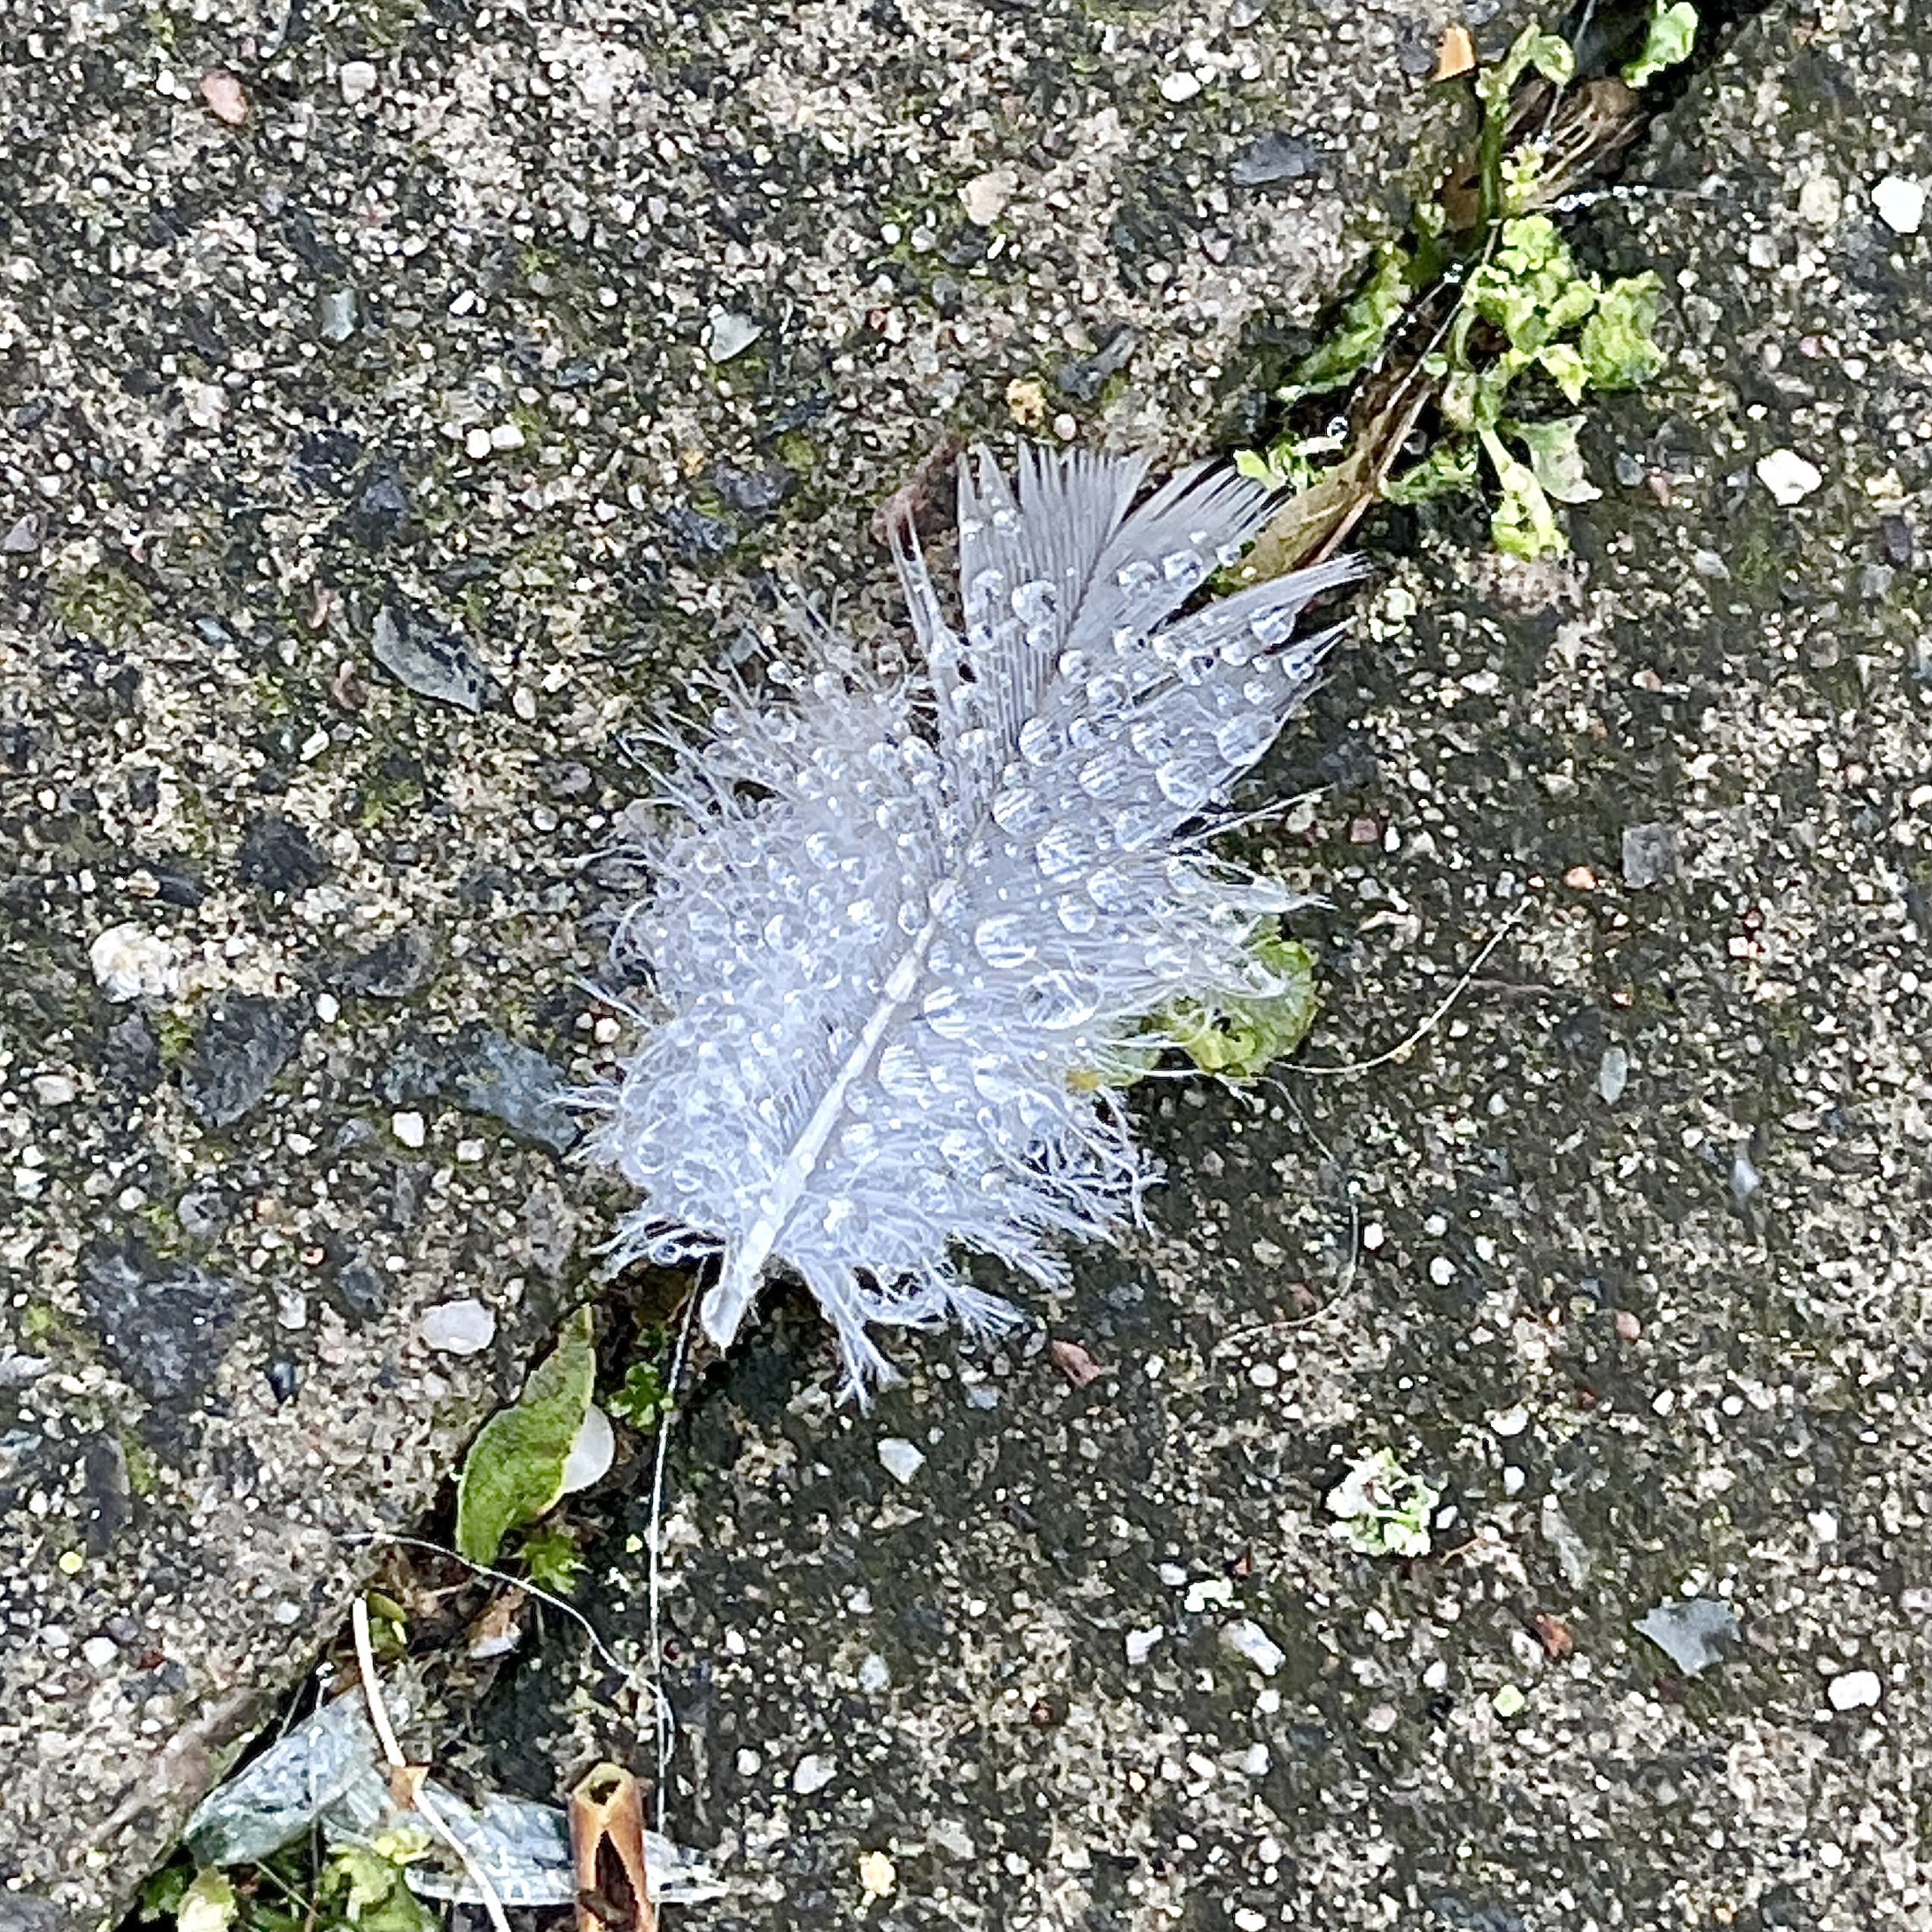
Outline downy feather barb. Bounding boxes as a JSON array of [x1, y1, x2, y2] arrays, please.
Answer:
[[586, 446, 1358, 1394]]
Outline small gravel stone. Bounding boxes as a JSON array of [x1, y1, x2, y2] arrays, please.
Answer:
[[1124, 1626, 1164, 1665], [1160, 72, 1202, 104], [419, 1299, 496, 1355], [1221, 1618, 1285, 1676], [81, 1637, 118, 1671], [1229, 132, 1320, 186], [1757, 448, 1824, 505], [392, 1110, 426, 1148], [1620, 821, 1681, 888], [1634, 1598, 1739, 1676], [1597, 1045, 1630, 1104], [199, 72, 248, 125], [89, 925, 177, 1003], [1873, 175, 1925, 235], [31, 1074, 76, 1106], [1827, 1669, 1882, 1711], [706, 311, 763, 361], [338, 59, 379, 105], [316, 291, 357, 343], [791, 1753, 836, 1796], [877, 1438, 926, 1485], [958, 169, 1015, 226]]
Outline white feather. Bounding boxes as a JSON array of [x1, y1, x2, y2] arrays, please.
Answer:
[[582, 446, 1357, 1394]]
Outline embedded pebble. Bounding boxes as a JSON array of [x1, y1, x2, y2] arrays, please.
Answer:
[[877, 1438, 926, 1485], [1160, 72, 1203, 103], [1221, 1618, 1285, 1677], [31, 1074, 76, 1106], [1874, 175, 1925, 235], [392, 1110, 426, 1149], [706, 311, 763, 361], [89, 925, 177, 1003], [1125, 1626, 1165, 1665], [81, 1636, 118, 1671], [1827, 1669, 1882, 1711], [1597, 1045, 1630, 1104], [338, 59, 379, 105], [1756, 449, 1824, 505], [419, 1299, 496, 1355], [958, 169, 1015, 226], [792, 1753, 836, 1795]]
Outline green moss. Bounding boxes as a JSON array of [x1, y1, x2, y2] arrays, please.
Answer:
[[51, 563, 155, 645]]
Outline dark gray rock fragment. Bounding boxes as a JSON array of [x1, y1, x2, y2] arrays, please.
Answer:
[[371, 601, 490, 712], [382, 1022, 578, 1155], [78, 1434, 132, 1556], [330, 1254, 391, 1323], [180, 994, 309, 1128], [712, 462, 793, 516], [75, 1244, 239, 1402], [1056, 326, 1139, 403], [660, 503, 736, 561], [1229, 131, 1321, 187], [238, 812, 328, 896], [337, 927, 435, 999], [1621, 821, 1681, 888]]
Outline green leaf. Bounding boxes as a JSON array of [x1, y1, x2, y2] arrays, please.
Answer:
[[1478, 26, 1576, 110], [1232, 448, 1280, 485], [1579, 273, 1664, 389], [1509, 416, 1602, 505], [454, 1307, 596, 1565], [1284, 245, 1413, 400], [1625, 2, 1698, 87], [1165, 935, 1320, 1079], [516, 1522, 586, 1594], [1537, 342, 1593, 405], [1480, 427, 1565, 560], [1383, 436, 1478, 505], [175, 1873, 236, 1932], [322, 1847, 434, 1932]]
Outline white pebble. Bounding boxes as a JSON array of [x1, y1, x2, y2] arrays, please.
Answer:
[[1428, 1256, 1455, 1286], [463, 428, 493, 461], [1827, 1669, 1882, 1711], [1221, 1618, 1285, 1677], [489, 422, 524, 451], [1160, 72, 1202, 103], [419, 1299, 495, 1355], [1490, 1406, 1531, 1438], [338, 59, 378, 105], [31, 1074, 76, 1106], [877, 1437, 925, 1485], [958, 167, 1015, 226], [792, 1753, 836, 1795], [1598, 1044, 1630, 1104], [707, 310, 763, 361], [391, 1110, 426, 1149], [1125, 1626, 1165, 1665], [1756, 448, 1823, 506], [81, 1635, 118, 1670], [1874, 175, 1926, 236], [89, 924, 177, 1003]]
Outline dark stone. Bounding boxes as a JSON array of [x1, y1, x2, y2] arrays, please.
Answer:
[[712, 462, 794, 516], [1229, 132, 1322, 187], [553, 360, 602, 388], [1620, 821, 1681, 889], [74, 1243, 239, 1403], [151, 863, 206, 909], [381, 1022, 578, 1155], [267, 1360, 299, 1403], [1881, 513, 1914, 566], [660, 504, 736, 562], [940, 224, 988, 268], [1056, 326, 1139, 403], [337, 927, 436, 1000], [330, 1254, 391, 1323], [291, 427, 362, 492], [103, 1014, 161, 1094], [78, 1434, 132, 1556], [237, 812, 328, 896], [546, 761, 594, 798], [345, 462, 414, 547], [180, 994, 309, 1128], [928, 275, 966, 319]]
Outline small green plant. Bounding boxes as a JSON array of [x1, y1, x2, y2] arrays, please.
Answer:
[[607, 1356, 671, 1430], [1325, 1447, 1441, 1558], [143, 1836, 434, 1932], [1237, 13, 1696, 562], [516, 1521, 586, 1594]]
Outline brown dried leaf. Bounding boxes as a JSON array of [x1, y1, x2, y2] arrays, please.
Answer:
[[570, 1762, 656, 1932], [1432, 25, 1476, 81], [1530, 1610, 1574, 1661]]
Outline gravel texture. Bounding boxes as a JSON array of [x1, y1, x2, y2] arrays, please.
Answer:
[[0, 0, 1511, 1920]]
